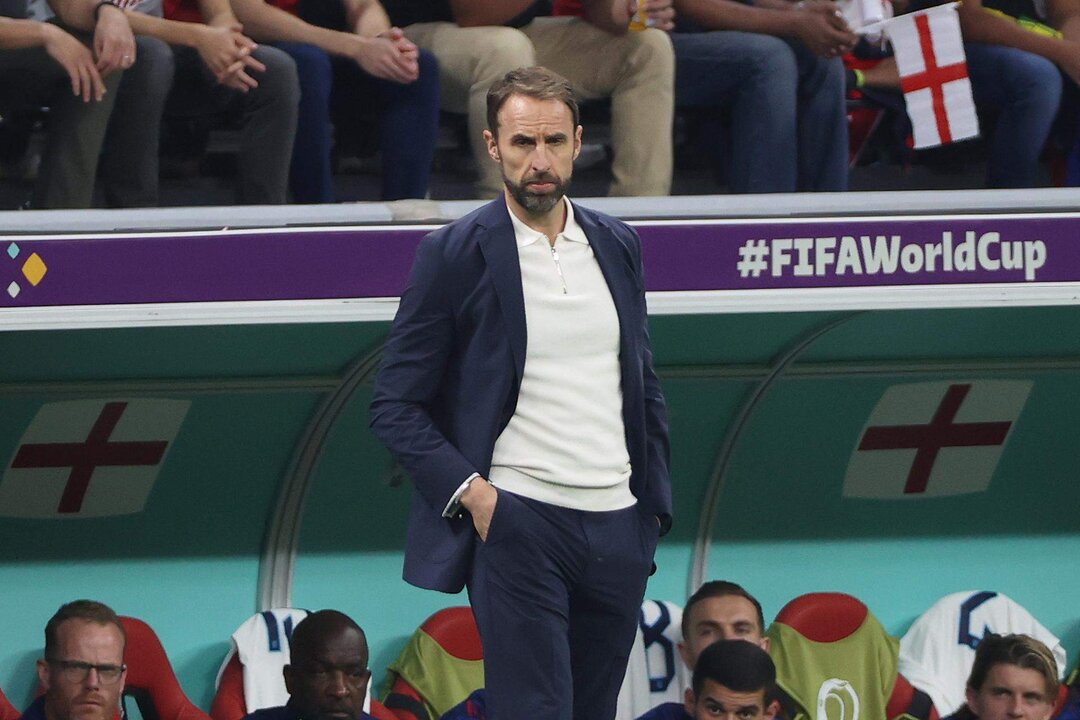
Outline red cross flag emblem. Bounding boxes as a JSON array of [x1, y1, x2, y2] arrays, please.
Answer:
[[843, 381, 1030, 499], [884, 3, 979, 149], [0, 399, 189, 518]]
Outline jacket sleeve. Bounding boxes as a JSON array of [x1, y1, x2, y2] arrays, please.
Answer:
[[631, 226, 674, 533], [369, 231, 479, 511]]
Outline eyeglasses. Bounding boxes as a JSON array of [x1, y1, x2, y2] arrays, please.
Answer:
[[47, 659, 126, 685]]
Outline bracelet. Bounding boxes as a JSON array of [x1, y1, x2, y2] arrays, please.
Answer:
[[94, 0, 117, 20]]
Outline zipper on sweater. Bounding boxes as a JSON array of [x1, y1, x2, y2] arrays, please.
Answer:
[[549, 243, 568, 294]]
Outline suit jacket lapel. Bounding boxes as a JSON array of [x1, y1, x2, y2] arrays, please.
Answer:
[[477, 200, 527, 381], [578, 206, 635, 369]]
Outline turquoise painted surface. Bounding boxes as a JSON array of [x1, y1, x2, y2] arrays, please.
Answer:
[[0, 557, 258, 711]]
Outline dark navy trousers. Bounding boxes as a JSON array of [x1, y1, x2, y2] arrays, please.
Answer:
[[467, 489, 659, 720]]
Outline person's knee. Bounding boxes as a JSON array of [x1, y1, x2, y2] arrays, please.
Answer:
[[413, 48, 440, 100], [129, 36, 174, 102], [280, 43, 332, 102], [473, 27, 535, 79], [733, 35, 796, 98], [251, 45, 301, 107], [621, 26, 674, 76], [1009, 53, 1062, 111], [802, 55, 845, 102]]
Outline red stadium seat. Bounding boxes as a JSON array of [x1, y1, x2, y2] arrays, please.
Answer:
[[382, 608, 483, 720], [0, 686, 20, 720], [767, 592, 938, 720], [118, 616, 212, 720]]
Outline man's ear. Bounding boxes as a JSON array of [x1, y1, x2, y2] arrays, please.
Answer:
[[684, 687, 697, 717], [572, 125, 582, 160], [678, 640, 693, 671], [764, 698, 780, 720], [37, 659, 51, 692], [760, 636, 771, 652], [484, 130, 500, 161], [283, 665, 295, 695], [965, 686, 977, 712]]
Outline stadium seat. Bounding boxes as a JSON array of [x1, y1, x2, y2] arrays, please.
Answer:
[[116, 616, 211, 720], [766, 592, 938, 720], [0, 686, 19, 720], [210, 609, 395, 720], [899, 591, 1068, 719], [382, 607, 483, 720]]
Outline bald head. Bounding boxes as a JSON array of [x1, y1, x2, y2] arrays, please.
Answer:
[[285, 611, 371, 720], [290, 611, 368, 666]]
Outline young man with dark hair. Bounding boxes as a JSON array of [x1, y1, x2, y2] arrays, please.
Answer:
[[684, 640, 778, 720]]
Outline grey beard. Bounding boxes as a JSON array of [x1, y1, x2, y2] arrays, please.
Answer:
[[504, 172, 571, 216]]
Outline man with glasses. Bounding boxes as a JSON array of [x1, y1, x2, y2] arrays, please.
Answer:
[[23, 600, 126, 720], [243, 610, 375, 720]]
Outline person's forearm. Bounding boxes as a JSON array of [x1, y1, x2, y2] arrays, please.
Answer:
[[0, 17, 50, 48], [1047, 0, 1080, 38], [343, 0, 390, 35], [579, 0, 631, 34], [124, 9, 205, 45], [676, 0, 799, 33], [229, 0, 338, 43], [448, 0, 535, 26], [47, 0, 104, 32], [961, 2, 1070, 60], [195, 0, 237, 25]]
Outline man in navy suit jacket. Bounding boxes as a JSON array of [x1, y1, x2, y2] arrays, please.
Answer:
[[371, 66, 671, 720]]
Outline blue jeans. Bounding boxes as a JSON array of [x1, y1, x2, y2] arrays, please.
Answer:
[[672, 30, 848, 192], [276, 42, 440, 202], [964, 42, 1062, 188]]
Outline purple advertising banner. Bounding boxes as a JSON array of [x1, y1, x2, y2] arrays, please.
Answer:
[[2, 214, 1079, 308]]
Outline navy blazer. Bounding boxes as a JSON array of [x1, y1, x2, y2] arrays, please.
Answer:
[[370, 198, 671, 594]]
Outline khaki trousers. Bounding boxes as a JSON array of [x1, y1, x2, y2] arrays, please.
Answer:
[[405, 17, 674, 198]]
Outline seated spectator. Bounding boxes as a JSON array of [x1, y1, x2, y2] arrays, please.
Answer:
[[1, 0, 125, 208], [859, 0, 1080, 188], [639, 580, 771, 720], [103, 0, 300, 206], [21, 600, 127, 720], [243, 610, 375, 720], [683, 640, 778, 720], [954, 634, 1060, 720], [665, 0, 853, 192], [226, 0, 440, 202], [380, 0, 674, 199], [556, 0, 851, 193], [952, 0, 1078, 188]]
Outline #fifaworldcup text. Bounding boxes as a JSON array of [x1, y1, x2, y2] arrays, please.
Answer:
[[737, 231, 1048, 281]]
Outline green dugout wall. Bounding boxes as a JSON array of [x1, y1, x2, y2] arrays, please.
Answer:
[[1, 191, 1079, 710]]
